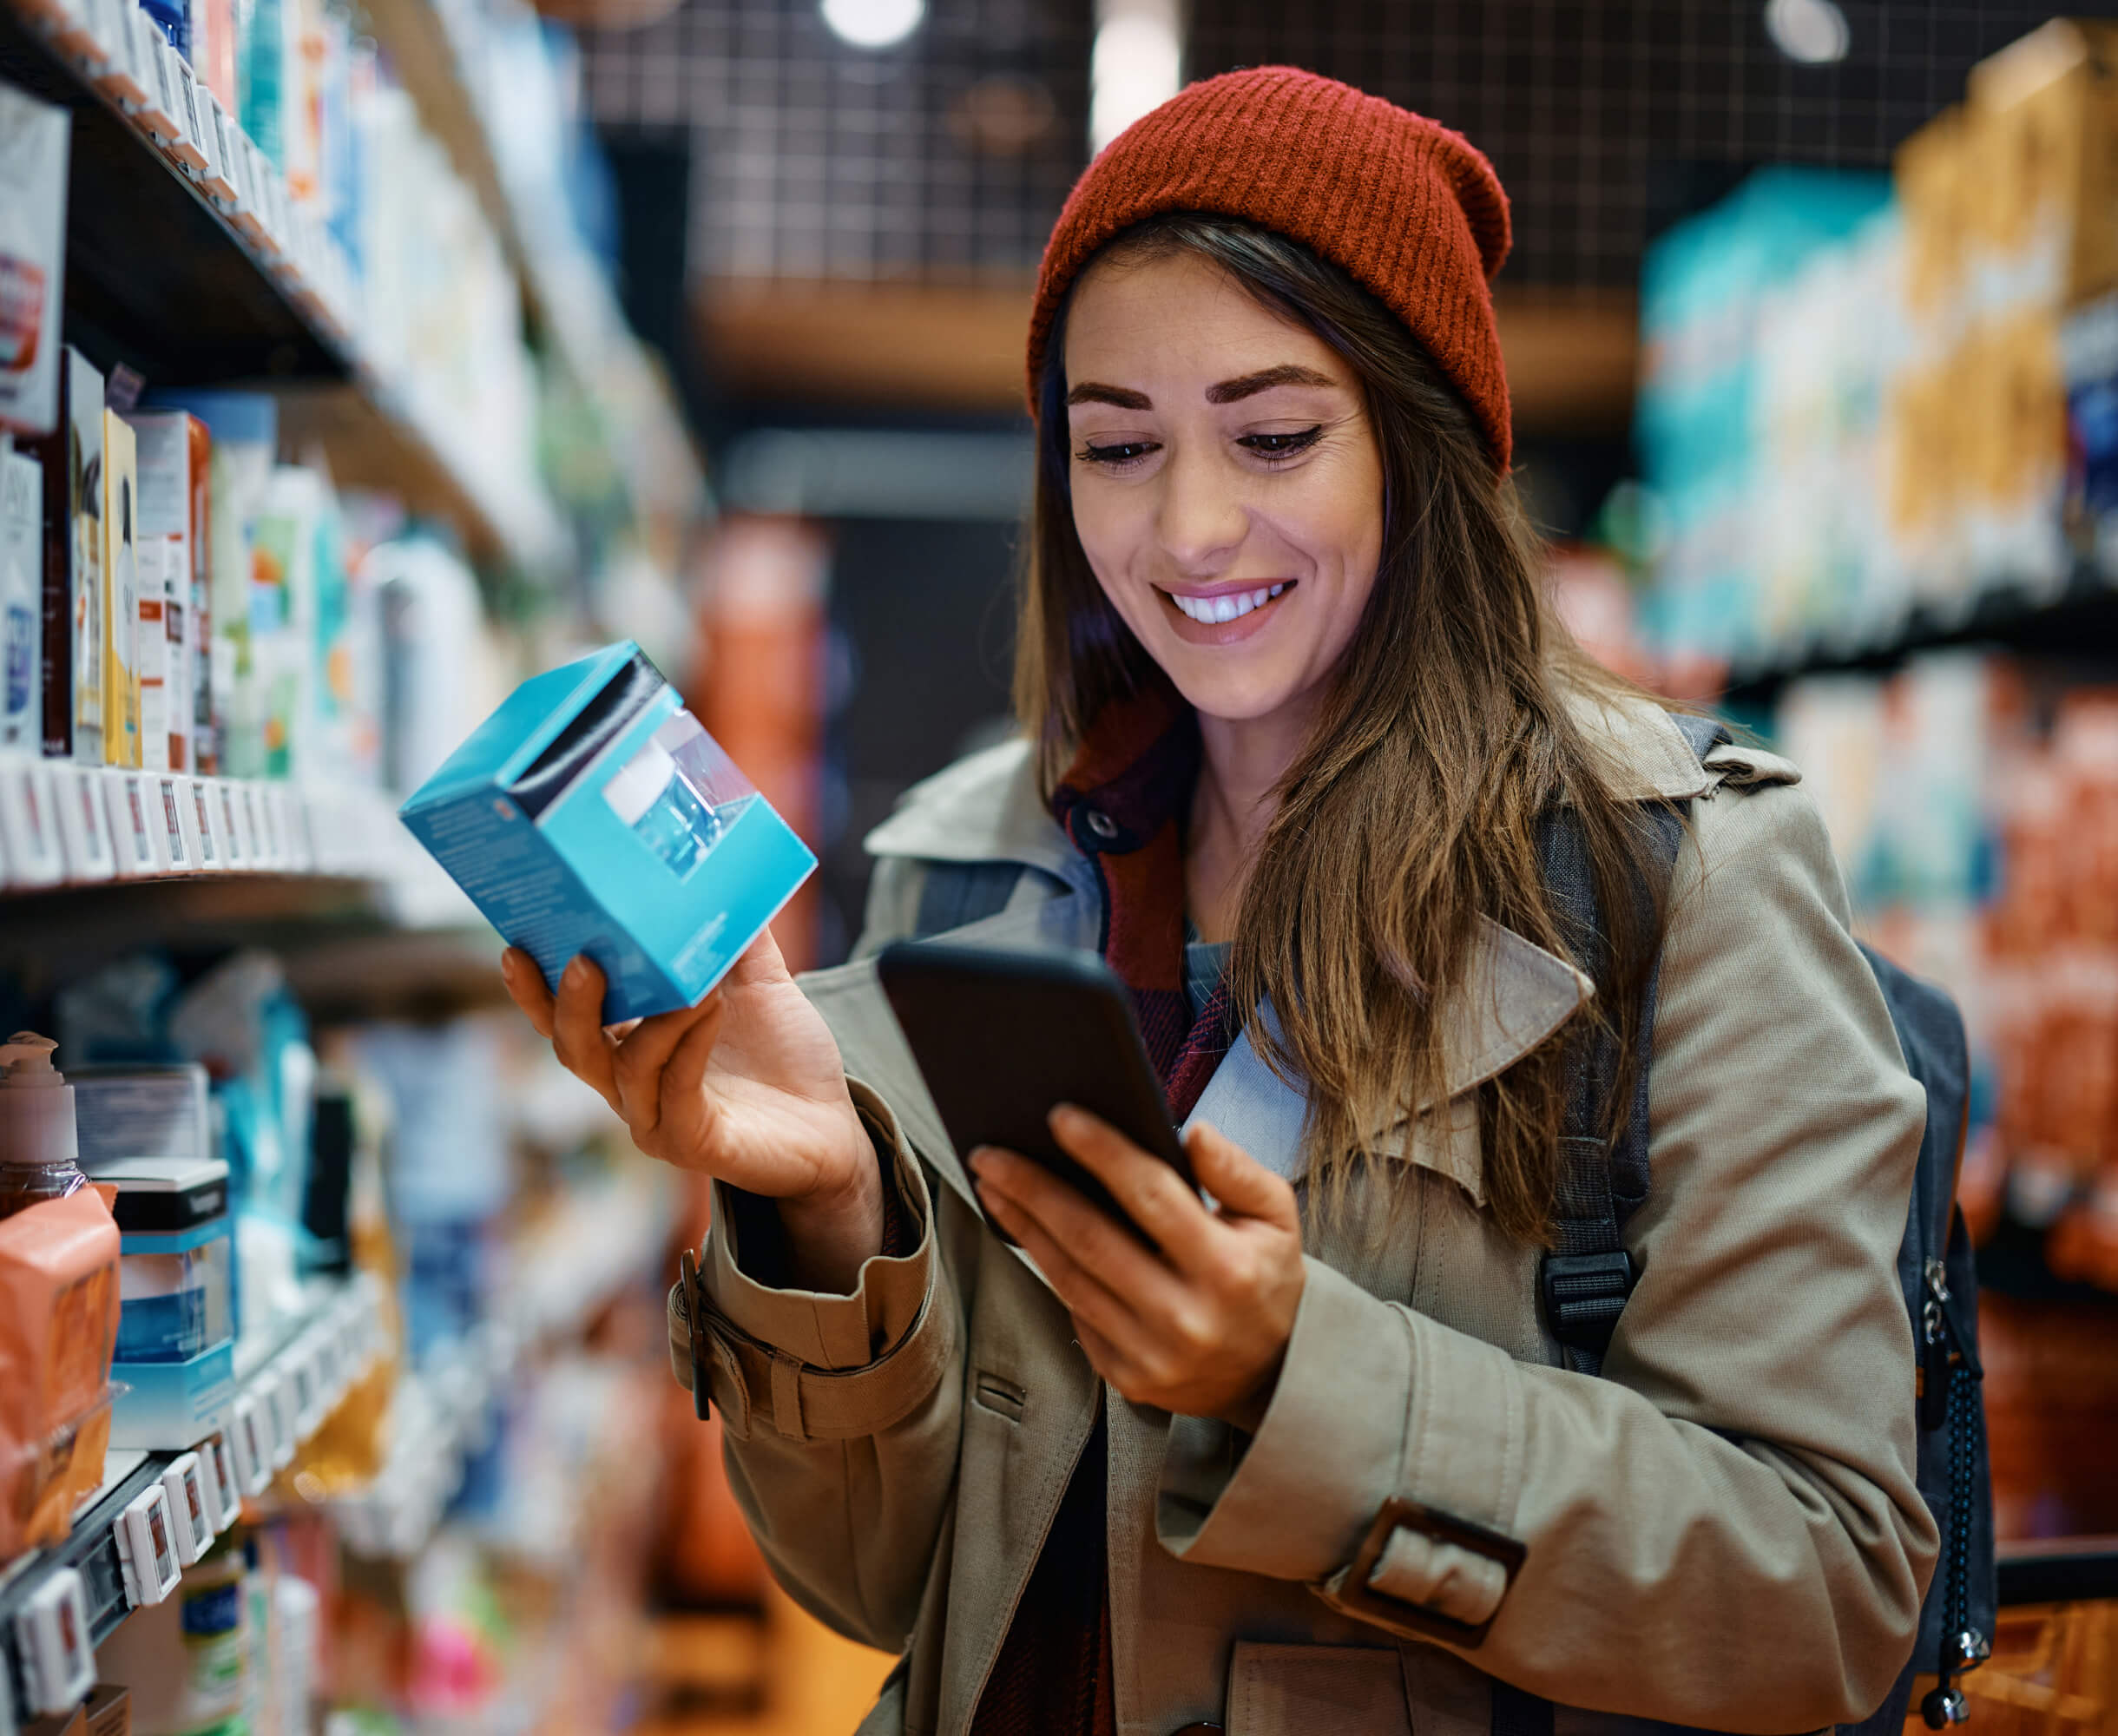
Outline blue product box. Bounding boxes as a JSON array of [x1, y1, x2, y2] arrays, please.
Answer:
[[109, 1342, 237, 1450], [2062, 294, 2118, 556], [400, 642, 817, 1023]]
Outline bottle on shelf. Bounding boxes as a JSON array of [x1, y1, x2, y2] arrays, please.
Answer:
[[0, 1030, 86, 1218]]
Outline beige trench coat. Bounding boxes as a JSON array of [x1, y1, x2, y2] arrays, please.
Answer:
[[670, 692, 1939, 1736]]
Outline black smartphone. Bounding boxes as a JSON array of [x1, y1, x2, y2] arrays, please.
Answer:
[[875, 941, 1196, 1244]]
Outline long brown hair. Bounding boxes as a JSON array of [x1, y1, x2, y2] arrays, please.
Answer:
[[1015, 212, 1674, 1245]]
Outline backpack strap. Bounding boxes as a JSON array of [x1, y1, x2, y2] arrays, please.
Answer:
[[1538, 712, 1729, 1377]]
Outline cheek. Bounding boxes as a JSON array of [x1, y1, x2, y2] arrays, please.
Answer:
[[1273, 454, 1385, 612], [1071, 485, 1154, 612]]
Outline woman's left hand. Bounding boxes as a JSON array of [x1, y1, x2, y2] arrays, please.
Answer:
[[970, 1108, 1306, 1428]]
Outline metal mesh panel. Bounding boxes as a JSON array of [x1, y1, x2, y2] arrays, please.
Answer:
[[579, 0, 2090, 289], [1186, 0, 2085, 288], [578, 0, 1090, 280]]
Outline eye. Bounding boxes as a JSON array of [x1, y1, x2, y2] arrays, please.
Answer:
[[1238, 426, 1324, 460], [1075, 439, 1161, 469]]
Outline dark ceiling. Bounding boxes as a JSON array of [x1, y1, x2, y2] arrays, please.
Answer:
[[580, 0, 2088, 297]]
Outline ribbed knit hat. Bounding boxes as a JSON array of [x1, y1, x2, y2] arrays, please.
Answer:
[[1028, 67, 1514, 472]]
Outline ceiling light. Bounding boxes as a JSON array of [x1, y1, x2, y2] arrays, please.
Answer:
[[1766, 0, 1850, 64], [820, 0, 923, 51]]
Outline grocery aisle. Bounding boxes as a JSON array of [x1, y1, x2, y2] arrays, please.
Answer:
[[6, 0, 2118, 1728]]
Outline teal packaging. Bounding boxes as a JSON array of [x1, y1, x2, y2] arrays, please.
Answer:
[[399, 642, 816, 1023]]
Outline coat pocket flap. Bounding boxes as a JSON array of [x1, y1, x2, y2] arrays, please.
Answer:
[[1227, 1643, 1412, 1736]]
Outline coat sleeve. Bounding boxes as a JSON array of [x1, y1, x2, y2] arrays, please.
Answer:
[[1155, 773, 1940, 1731], [674, 853, 967, 1654]]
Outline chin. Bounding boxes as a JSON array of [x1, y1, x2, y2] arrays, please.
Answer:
[[1161, 661, 1306, 726]]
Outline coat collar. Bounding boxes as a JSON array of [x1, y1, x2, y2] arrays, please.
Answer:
[[862, 678, 1713, 876], [852, 675, 1710, 1202]]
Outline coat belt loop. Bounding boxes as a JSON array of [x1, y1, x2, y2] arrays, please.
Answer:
[[769, 1350, 808, 1442]]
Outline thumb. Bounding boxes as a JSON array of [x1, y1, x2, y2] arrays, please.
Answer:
[[726, 926, 792, 988], [1185, 1121, 1296, 1226]]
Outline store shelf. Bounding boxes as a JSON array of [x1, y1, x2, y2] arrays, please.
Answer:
[[332, 1173, 670, 1564], [0, 756, 456, 894], [275, 376, 570, 577], [0, 0, 569, 577], [0, 0, 340, 383], [1997, 1535, 2118, 1607], [354, 0, 704, 541], [1719, 557, 2118, 706], [0, 1452, 161, 1720], [0, 1278, 388, 1726]]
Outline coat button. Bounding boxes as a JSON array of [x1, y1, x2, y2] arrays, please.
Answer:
[[1084, 808, 1119, 842]]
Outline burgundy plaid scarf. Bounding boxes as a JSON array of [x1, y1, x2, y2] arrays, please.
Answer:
[[970, 691, 1234, 1736], [1049, 687, 1239, 1121]]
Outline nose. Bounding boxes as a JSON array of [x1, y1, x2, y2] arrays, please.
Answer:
[[1154, 443, 1246, 578]]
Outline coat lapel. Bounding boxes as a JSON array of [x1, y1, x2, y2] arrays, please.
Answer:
[[1181, 917, 1591, 1205]]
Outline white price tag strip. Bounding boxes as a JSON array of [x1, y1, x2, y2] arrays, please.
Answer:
[[13, 1568, 95, 1714], [114, 1483, 182, 1608]]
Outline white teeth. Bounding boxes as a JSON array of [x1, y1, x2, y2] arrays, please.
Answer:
[[1168, 584, 1287, 624]]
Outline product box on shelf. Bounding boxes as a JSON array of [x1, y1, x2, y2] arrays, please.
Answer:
[[100, 409, 139, 769], [108, 1334, 234, 1450], [35, 346, 102, 765], [0, 83, 69, 440], [402, 641, 818, 1023], [2062, 292, 2118, 568], [2, 445, 42, 752], [1964, 17, 2118, 312], [83, 1682, 130, 1736], [130, 412, 203, 774], [83, 1151, 234, 1368], [152, 391, 272, 779], [0, 1187, 121, 1563]]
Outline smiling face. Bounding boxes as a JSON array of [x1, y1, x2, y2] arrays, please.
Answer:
[[1062, 247, 1387, 733]]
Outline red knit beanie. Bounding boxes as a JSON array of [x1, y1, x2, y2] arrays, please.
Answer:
[[1028, 67, 1514, 473]]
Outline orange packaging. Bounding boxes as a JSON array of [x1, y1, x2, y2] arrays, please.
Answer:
[[0, 1187, 120, 1562]]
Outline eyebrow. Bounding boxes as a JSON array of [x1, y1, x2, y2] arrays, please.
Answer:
[[1205, 364, 1339, 403], [1067, 382, 1151, 409], [1065, 363, 1341, 411]]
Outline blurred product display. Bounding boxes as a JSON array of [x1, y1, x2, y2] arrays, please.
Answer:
[[12, 0, 2118, 1723], [1621, 18, 2118, 1714], [0, 0, 708, 1716], [1637, 20, 2118, 676]]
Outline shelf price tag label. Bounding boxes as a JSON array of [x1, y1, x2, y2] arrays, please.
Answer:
[[0, 755, 63, 888], [54, 766, 115, 882], [214, 779, 249, 869], [160, 1453, 212, 1566], [230, 1393, 272, 1496], [103, 768, 158, 876], [187, 776, 223, 871], [13, 1565, 95, 1713], [114, 1483, 183, 1607], [156, 774, 192, 871], [201, 1432, 241, 1533]]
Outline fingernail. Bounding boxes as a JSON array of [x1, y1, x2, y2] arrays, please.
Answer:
[[968, 1147, 994, 1176], [564, 957, 587, 987], [499, 951, 517, 982]]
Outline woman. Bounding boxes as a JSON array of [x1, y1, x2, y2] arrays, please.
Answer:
[[503, 69, 1937, 1736]]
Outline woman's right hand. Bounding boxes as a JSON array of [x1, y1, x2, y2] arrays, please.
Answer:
[[500, 931, 883, 1290]]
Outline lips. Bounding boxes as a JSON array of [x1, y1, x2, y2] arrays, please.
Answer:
[[1162, 582, 1288, 625]]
